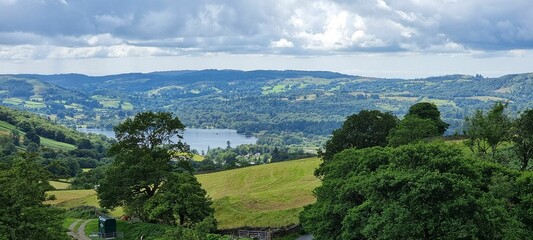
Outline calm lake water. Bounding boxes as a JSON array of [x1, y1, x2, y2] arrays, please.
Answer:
[[76, 128, 257, 153]]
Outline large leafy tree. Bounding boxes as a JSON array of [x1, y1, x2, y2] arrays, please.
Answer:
[[0, 153, 67, 240], [97, 112, 213, 224], [320, 110, 398, 162], [301, 143, 525, 239], [464, 102, 511, 159]]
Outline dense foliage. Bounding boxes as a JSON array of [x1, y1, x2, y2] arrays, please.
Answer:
[[301, 142, 532, 239], [387, 116, 439, 147], [0, 153, 67, 240], [510, 109, 533, 170], [405, 102, 449, 134], [387, 102, 449, 146], [320, 110, 398, 162], [464, 102, 511, 159]]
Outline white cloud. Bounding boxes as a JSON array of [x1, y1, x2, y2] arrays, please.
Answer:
[[270, 38, 294, 48], [86, 33, 122, 46]]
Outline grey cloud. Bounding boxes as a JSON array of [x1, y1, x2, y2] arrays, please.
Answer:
[[0, 0, 532, 59]]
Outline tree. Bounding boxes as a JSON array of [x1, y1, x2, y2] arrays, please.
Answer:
[[97, 112, 212, 224], [145, 173, 214, 226], [23, 128, 40, 145], [464, 102, 511, 159], [0, 153, 67, 240], [26, 142, 40, 153], [510, 109, 533, 170], [0, 135, 17, 157], [76, 138, 93, 150], [11, 129, 20, 146], [320, 110, 398, 162], [406, 102, 449, 135], [300, 143, 523, 239], [387, 116, 439, 147]]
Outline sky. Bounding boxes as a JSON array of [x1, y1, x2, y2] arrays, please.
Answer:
[[1, 0, 532, 78]]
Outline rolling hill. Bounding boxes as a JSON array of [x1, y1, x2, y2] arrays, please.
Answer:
[[46, 157, 321, 228], [0, 105, 110, 150], [2, 70, 533, 137]]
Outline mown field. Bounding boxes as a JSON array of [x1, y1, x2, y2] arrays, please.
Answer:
[[46, 157, 321, 229]]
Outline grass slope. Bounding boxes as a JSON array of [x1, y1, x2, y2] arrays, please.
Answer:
[[0, 120, 76, 150], [48, 157, 321, 228], [197, 157, 321, 228], [49, 181, 71, 190]]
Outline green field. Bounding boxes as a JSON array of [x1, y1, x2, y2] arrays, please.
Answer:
[[197, 157, 321, 228], [46, 189, 125, 217], [192, 154, 205, 161], [49, 181, 71, 190], [91, 95, 121, 108], [24, 101, 46, 109], [121, 102, 134, 110], [40, 137, 76, 150], [45, 189, 96, 205], [0, 121, 17, 132], [3, 97, 24, 105], [47, 157, 322, 229]]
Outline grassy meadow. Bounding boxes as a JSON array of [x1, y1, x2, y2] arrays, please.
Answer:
[[46, 157, 321, 229], [197, 157, 321, 228]]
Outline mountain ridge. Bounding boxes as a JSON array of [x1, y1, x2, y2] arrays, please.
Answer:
[[1, 70, 532, 142]]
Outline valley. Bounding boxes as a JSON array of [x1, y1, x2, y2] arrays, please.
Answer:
[[3, 71, 533, 148]]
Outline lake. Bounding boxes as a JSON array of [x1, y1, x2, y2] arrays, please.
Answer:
[[76, 128, 257, 153]]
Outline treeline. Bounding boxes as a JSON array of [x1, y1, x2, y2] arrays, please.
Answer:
[[191, 143, 314, 172]]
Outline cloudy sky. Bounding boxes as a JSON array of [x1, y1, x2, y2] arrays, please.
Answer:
[[1, 0, 532, 78]]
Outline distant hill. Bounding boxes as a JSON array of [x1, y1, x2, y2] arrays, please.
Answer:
[[0, 105, 110, 150], [1, 70, 532, 136]]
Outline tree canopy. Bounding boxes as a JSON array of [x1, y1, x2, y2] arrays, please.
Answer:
[[320, 110, 398, 162], [387, 115, 439, 147], [406, 102, 449, 135], [301, 142, 531, 239], [464, 102, 511, 159], [145, 172, 214, 226]]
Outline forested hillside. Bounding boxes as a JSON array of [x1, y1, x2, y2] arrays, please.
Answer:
[[1, 70, 532, 140], [0, 105, 112, 180]]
